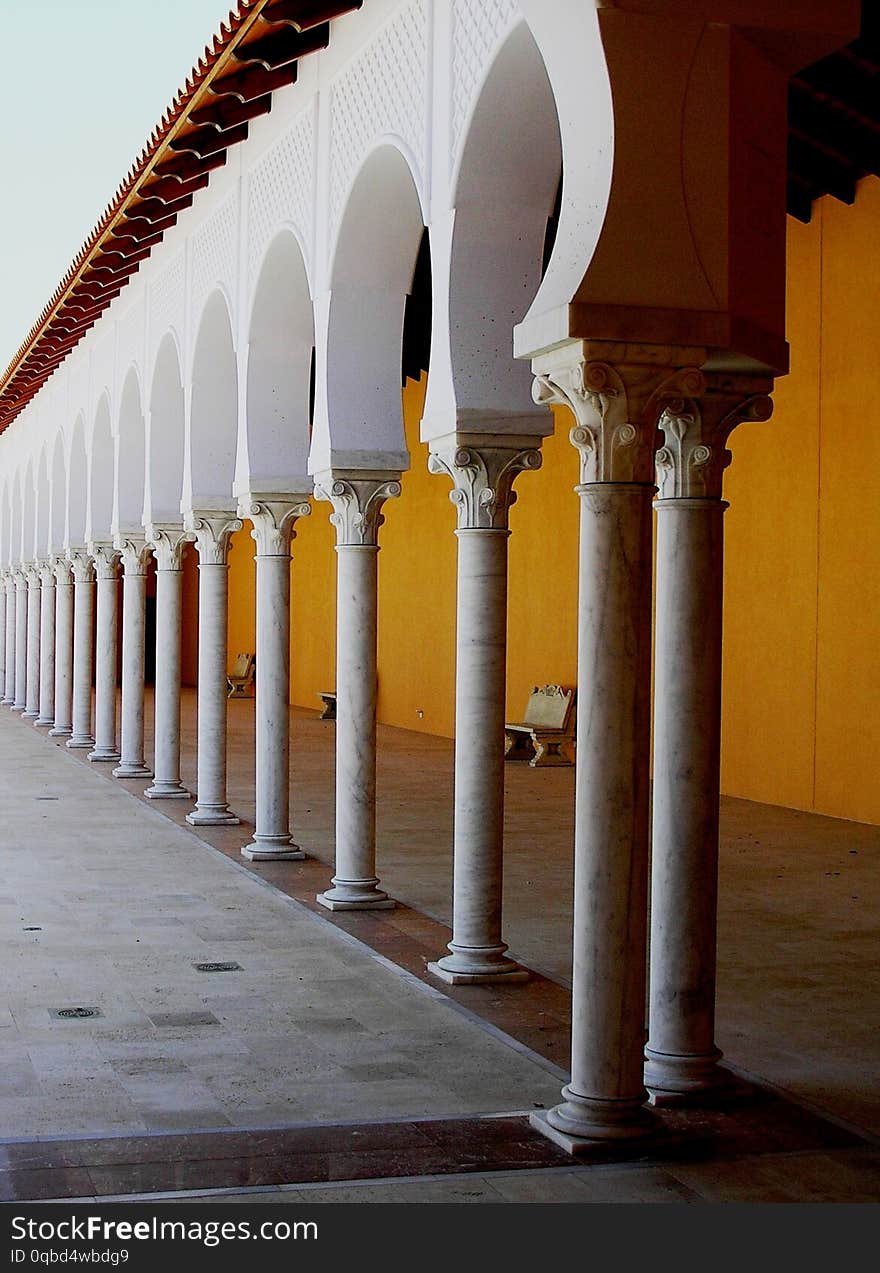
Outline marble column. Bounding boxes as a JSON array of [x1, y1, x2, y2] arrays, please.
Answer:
[[13, 568, 28, 712], [35, 560, 56, 726], [645, 375, 774, 1102], [112, 537, 152, 778], [87, 544, 121, 762], [49, 559, 74, 737], [314, 473, 401, 910], [426, 438, 543, 983], [2, 572, 15, 705], [66, 549, 96, 748], [184, 511, 242, 826], [23, 566, 42, 721], [0, 572, 6, 702], [236, 495, 311, 860], [144, 525, 190, 799], [528, 342, 706, 1149]]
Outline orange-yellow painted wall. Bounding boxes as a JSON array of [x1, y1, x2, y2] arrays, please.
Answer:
[[722, 177, 880, 824], [219, 177, 879, 825]]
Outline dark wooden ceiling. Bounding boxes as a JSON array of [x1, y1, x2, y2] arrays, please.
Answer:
[[787, 3, 880, 221]]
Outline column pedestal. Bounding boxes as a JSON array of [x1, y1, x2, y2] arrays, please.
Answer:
[[35, 562, 56, 727], [66, 551, 95, 748], [88, 545, 120, 763], [113, 537, 152, 779], [237, 495, 311, 860], [184, 512, 241, 826], [144, 525, 190, 799]]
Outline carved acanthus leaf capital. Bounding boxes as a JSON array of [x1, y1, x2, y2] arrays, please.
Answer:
[[38, 559, 57, 589], [145, 524, 189, 572], [184, 512, 243, 565], [52, 557, 72, 587], [88, 542, 121, 581], [114, 535, 153, 577], [237, 495, 311, 556], [313, 473, 401, 547], [24, 563, 41, 587], [656, 373, 774, 500], [427, 435, 543, 531], [66, 548, 95, 584]]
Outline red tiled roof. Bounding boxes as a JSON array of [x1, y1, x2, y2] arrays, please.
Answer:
[[0, 0, 361, 433]]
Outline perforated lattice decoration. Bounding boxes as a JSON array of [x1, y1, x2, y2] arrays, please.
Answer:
[[247, 105, 316, 297], [190, 193, 239, 336], [149, 251, 185, 364], [450, 0, 519, 169]]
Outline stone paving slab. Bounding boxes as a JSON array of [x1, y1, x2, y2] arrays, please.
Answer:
[[0, 710, 561, 1139]]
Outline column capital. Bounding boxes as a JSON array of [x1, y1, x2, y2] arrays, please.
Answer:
[[236, 493, 311, 556], [66, 548, 95, 583], [88, 541, 121, 580], [655, 372, 775, 500], [114, 534, 153, 576], [38, 559, 57, 588], [23, 563, 41, 586], [427, 433, 543, 531], [52, 556, 72, 586], [183, 510, 243, 565], [313, 471, 401, 547], [531, 340, 708, 485], [145, 523, 189, 572]]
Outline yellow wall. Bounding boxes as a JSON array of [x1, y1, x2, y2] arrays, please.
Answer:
[[221, 177, 880, 824], [722, 176, 880, 823]]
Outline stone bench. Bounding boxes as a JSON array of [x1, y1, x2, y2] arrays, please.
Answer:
[[505, 684, 576, 767], [317, 691, 337, 720], [226, 652, 255, 699]]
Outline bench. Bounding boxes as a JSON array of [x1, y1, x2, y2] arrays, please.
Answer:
[[226, 653, 255, 699], [505, 684, 576, 767], [317, 691, 337, 720]]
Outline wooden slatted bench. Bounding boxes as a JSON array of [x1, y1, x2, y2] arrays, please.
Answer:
[[226, 652, 255, 699], [505, 684, 576, 767]]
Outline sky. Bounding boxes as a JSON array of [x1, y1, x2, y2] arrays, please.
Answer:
[[0, 0, 236, 375]]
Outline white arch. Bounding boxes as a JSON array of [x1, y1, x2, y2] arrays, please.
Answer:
[[36, 449, 50, 559], [88, 394, 114, 542], [147, 333, 185, 524], [115, 365, 146, 535], [67, 415, 88, 548], [50, 433, 67, 554], [188, 289, 237, 506]]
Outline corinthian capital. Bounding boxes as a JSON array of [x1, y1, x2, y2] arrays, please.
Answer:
[[531, 341, 708, 485], [52, 557, 72, 586], [24, 563, 41, 587], [38, 559, 57, 589], [427, 434, 543, 531], [184, 510, 243, 565], [145, 523, 189, 572], [88, 541, 121, 581], [114, 533, 153, 577], [313, 472, 401, 547], [66, 548, 95, 584], [237, 493, 311, 556], [655, 372, 774, 500]]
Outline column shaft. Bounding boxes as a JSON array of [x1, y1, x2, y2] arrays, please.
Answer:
[[114, 564, 151, 777], [145, 564, 189, 798], [187, 561, 237, 824], [36, 568, 56, 726], [0, 579, 6, 700], [2, 578, 15, 705], [50, 566, 74, 737], [24, 572, 41, 720], [14, 575, 27, 711], [67, 566, 95, 748], [89, 561, 120, 762]]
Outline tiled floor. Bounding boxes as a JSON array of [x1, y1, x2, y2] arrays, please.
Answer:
[[1, 693, 878, 1203]]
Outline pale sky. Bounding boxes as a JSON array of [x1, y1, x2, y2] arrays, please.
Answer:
[[0, 0, 235, 375]]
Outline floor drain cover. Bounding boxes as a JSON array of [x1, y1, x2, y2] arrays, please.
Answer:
[[194, 961, 242, 973], [53, 1006, 102, 1020], [23, 926, 42, 932]]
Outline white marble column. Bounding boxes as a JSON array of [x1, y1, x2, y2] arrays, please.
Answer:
[[13, 569, 28, 712], [2, 572, 15, 705], [184, 511, 242, 826], [87, 544, 121, 763], [35, 560, 56, 727], [314, 473, 401, 910], [645, 376, 774, 1102], [23, 566, 42, 721], [112, 537, 152, 778], [236, 495, 311, 860], [144, 525, 190, 799], [0, 573, 6, 702], [66, 550, 96, 748], [426, 438, 543, 982], [529, 343, 706, 1149], [49, 559, 74, 737]]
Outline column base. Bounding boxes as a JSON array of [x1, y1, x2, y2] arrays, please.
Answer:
[[49, 725, 72, 738], [187, 807, 240, 827], [66, 735, 95, 749], [644, 1046, 730, 1105], [317, 887, 395, 912], [88, 748, 121, 763], [11, 704, 27, 714], [144, 782, 191, 799], [427, 948, 529, 985], [0, 696, 13, 706], [241, 837, 305, 862], [34, 716, 54, 728], [531, 1087, 657, 1152], [112, 763, 153, 779], [21, 709, 39, 721]]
